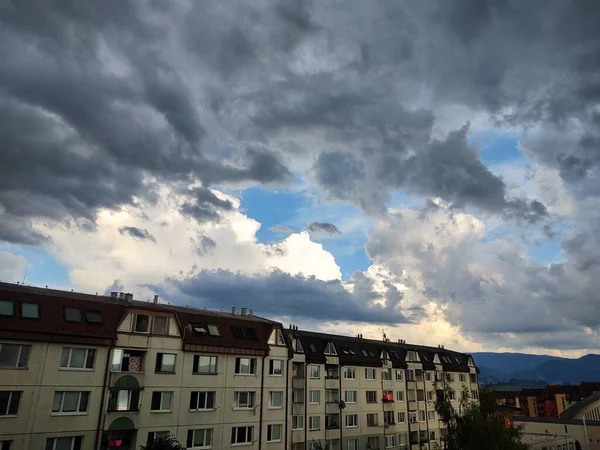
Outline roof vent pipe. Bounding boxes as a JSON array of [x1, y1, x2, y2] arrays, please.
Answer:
[[111, 292, 118, 298], [241, 307, 247, 316], [249, 309, 253, 317], [153, 295, 159, 304], [119, 292, 125, 300], [232, 306, 236, 314]]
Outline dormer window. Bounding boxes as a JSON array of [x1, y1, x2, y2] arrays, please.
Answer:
[[442, 356, 452, 364], [406, 350, 419, 362], [135, 314, 150, 333], [231, 326, 258, 340], [268, 328, 286, 345], [292, 338, 304, 353], [207, 324, 220, 336], [192, 324, 208, 334], [324, 342, 337, 356]]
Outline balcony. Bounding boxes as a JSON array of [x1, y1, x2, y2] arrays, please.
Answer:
[[325, 414, 340, 430], [292, 376, 305, 389]]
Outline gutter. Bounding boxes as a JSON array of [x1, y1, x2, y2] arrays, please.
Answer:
[[284, 353, 292, 450], [421, 372, 431, 450], [258, 354, 266, 450], [95, 341, 115, 450]]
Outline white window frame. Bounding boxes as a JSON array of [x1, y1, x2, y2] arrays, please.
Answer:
[[151, 391, 173, 412], [269, 359, 283, 376], [189, 391, 215, 411], [156, 353, 176, 373], [396, 391, 404, 402], [269, 391, 283, 409], [324, 342, 337, 355], [46, 437, 82, 450], [325, 389, 339, 403], [60, 347, 95, 370], [419, 410, 426, 422], [309, 416, 320, 431], [134, 314, 150, 333], [385, 435, 395, 448], [0, 343, 30, 369], [398, 412, 405, 423], [235, 357, 256, 375], [406, 369, 415, 381], [233, 391, 255, 409], [346, 439, 358, 450], [428, 410, 436, 421], [291, 415, 304, 430], [189, 428, 212, 449], [395, 369, 403, 381], [267, 424, 282, 442], [345, 414, 358, 428], [0, 391, 21, 416], [459, 373, 466, 382], [365, 368, 376, 380], [399, 434, 408, 446], [366, 391, 377, 404], [51, 391, 89, 415], [309, 365, 320, 379], [148, 431, 170, 442], [343, 367, 356, 379], [194, 355, 218, 374], [408, 412, 417, 423], [425, 372, 432, 381], [231, 426, 253, 445], [367, 413, 378, 427], [309, 390, 320, 404], [344, 390, 357, 403], [381, 368, 392, 380]]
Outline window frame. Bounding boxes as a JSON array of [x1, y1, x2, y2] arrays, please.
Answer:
[[396, 391, 404, 402], [187, 428, 213, 449], [398, 412, 406, 423], [231, 426, 253, 445], [366, 391, 377, 404], [309, 390, 320, 404], [344, 390, 357, 403], [51, 391, 89, 415], [147, 431, 170, 443], [193, 355, 218, 374], [134, 314, 150, 333], [45, 437, 83, 450], [428, 410, 436, 421], [269, 359, 283, 376], [291, 415, 304, 430], [0, 343, 30, 369], [150, 391, 173, 413], [152, 316, 168, 335], [0, 391, 22, 416], [235, 357, 256, 375], [20, 303, 40, 320], [64, 307, 82, 323], [343, 367, 356, 379], [309, 416, 320, 431], [395, 369, 403, 381], [155, 353, 176, 374], [309, 365, 320, 379], [0, 301, 14, 317], [345, 414, 358, 428], [233, 391, 255, 409], [60, 347, 96, 370], [269, 391, 283, 409], [267, 424, 282, 442], [365, 368, 376, 380], [385, 435, 396, 449], [189, 391, 215, 411], [84, 309, 103, 324], [346, 439, 358, 450], [367, 413, 378, 427], [207, 324, 220, 336]]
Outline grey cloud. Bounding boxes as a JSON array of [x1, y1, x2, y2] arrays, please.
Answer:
[[104, 279, 125, 296], [305, 222, 342, 235], [0, 251, 26, 282], [118, 226, 156, 243], [193, 235, 217, 256], [269, 225, 294, 235], [164, 269, 410, 325], [179, 186, 234, 223]]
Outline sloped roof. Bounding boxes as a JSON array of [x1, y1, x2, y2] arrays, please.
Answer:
[[560, 390, 600, 419]]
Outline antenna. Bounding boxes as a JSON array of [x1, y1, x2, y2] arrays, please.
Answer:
[[379, 327, 388, 341], [22, 265, 28, 285]]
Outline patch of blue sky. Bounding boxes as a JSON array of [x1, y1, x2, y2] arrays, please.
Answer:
[[470, 130, 525, 166], [0, 244, 72, 289]]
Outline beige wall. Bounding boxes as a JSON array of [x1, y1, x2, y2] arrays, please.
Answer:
[[516, 420, 599, 450]]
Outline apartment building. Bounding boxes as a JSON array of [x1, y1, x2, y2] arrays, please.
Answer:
[[0, 282, 479, 450]]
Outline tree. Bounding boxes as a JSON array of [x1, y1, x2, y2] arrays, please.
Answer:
[[140, 436, 185, 450], [433, 378, 528, 450], [310, 440, 330, 450]]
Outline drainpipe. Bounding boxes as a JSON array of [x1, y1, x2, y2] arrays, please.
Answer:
[[95, 342, 115, 450], [304, 363, 308, 450], [259, 354, 266, 450], [381, 371, 386, 447], [284, 352, 292, 450], [338, 365, 342, 450], [404, 366, 412, 449], [421, 372, 431, 450]]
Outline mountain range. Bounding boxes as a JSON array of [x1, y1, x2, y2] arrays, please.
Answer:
[[472, 352, 600, 384]]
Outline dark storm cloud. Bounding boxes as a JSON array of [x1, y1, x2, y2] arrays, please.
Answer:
[[305, 222, 341, 235], [193, 235, 217, 256], [165, 269, 410, 325], [118, 226, 156, 243]]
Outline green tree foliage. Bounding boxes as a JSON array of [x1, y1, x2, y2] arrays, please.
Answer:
[[433, 378, 528, 450], [140, 436, 185, 450]]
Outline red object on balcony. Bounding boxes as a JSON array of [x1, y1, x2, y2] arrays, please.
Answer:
[[109, 440, 122, 447], [382, 392, 394, 402]]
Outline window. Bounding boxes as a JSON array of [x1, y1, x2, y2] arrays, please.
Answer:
[[231, 426, 253, 445], [419, 410, 426, 422], [21, 303, 39, 319], [471, 390, 479, 400], [309, 344, 317, 352], [269, 391, 283, 409], [324, 342, 337, 355], [309, 365, 320, 378], [459, 373, 466, 382], [268, 328, 286, 346], [150, 391, 173, 412], [60, 348, 95, 370], [408, 411, 417, 423], [64, 307, 82, 323], [445, 373, 455, 382], [399, 433, 408, 447], [427, 391, 434, 401], [381, 368, 392, 380], [425, 372, 432, 381], [326, 389, 339, 403], [269, 359, 283, 376], [366, 391, 377, 403], [153, 317, 168, 335], [408, 389, 416, 402], [417, 389, 424, 401], [233, 391, 254, 409], [398, 412, 405, 423], [52, 391, 89, 414], [45, 437, 83, 450], [292, 338, 304, 353], [395, 370, 403, 381], [382, 390, 393, 402], [346, 439, 358, 450], [231, 326, 258, 340], [292, 389, 304, 404], [345, 390, 357, 403], [309, 390, 320, 404], [111, 349, 144, 372], [470, 373, 477, 383], [192, 324, 208, 334], [396, 391, 404, 402], [384, 410, 395, 425], [309, 416, 320, 430], [385, 435, 395, 448], [0, 301, 14, 316], [343, 367, 356, 379], [435, 371, 443, 381], [428, 410, 436, 421], [430, 430, 436, 441], [189, 391, 215, 410], [187, 429, 212, 449], [345, 414, 358, 428], [135, 314, 150, 333], [84, 310, 103, 324], [406, 369, 415, 381], [367, 413, 378, 427], [267, 424, 282, 442], [326, 413, 339, 430], [108, 389, 140, 412], [0, 343, 30, 368], [147, 431, 169, 443], [407, 350, 418, 361], [243, 327, 257, 340], [235, 357, 256, 375], [292, 415, 304, 430], [207, 324, 220, 336], [0, 442, 11, 450], [0, 391, 21, 416], [155, 353, 176, 373], [442, 356, 452, 364], [193, 355, 217, 374], [365, 368, 376, 380]]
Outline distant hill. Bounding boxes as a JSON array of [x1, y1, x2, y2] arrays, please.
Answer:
[[472, 352, 600, 384]]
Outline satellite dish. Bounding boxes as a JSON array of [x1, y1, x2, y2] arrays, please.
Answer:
[[186, 324, 193, 333], [338, 400, 346, 409]]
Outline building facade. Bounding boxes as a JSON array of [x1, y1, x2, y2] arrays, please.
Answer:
[[0, 282, 479, 450]]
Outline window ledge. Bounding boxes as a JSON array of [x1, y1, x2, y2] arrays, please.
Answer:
[[234, 373, 256, 376], [50, 412, 88, 417], [154, 371, 176, 375], [232, 407, 253, 411], [150, 410, 173, 414], [0, 367, 28, 370], [267, 440, 282, 444], [268, 406, 283, 410], [59, 367, 94, 372], [0, 415, 18, 418], [231, 443, 252, 447], [193, 372, 218, 376], [189, 409, 215, 412], [268, 374, 283, 377]]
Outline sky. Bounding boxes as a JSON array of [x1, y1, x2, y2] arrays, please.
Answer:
[[1, 0, 600, 356]]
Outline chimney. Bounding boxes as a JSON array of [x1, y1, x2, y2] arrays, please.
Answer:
[[231, 306, 236, 314], [249, 309, 253, 317], [118, 292, 125, 300], [241, 307, 247, 316], [125, 293, 133, 301], [110, 292, 118, 298], [153, 295, 159, 304]]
